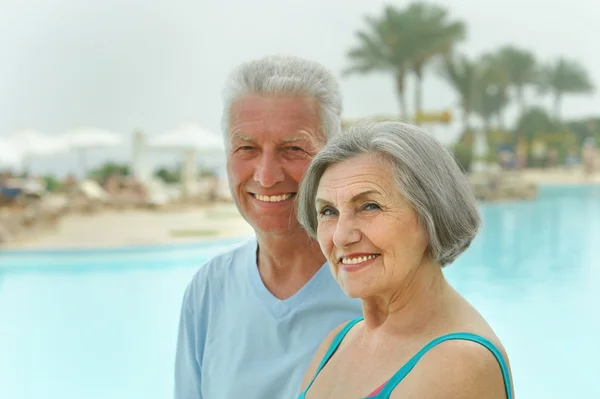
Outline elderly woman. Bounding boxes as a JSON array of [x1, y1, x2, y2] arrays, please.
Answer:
[[295, 121, 513, 399]]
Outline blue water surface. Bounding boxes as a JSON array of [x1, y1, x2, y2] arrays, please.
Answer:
[[1, 185, 599, 398]]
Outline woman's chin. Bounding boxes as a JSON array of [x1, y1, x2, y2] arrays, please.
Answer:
[[341, 284, 373, 299], [337, 271, 381, 299]]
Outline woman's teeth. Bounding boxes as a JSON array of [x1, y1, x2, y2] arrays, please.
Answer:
[[341, 254, 379, 264]]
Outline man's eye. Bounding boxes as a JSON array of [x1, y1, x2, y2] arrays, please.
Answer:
[[286, 146, 304, 152]]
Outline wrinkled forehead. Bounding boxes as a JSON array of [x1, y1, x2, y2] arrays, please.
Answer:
[[228, 95, 324, 142], [316, 155, 396, 201]]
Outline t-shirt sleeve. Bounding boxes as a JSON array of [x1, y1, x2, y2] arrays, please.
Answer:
[[173, 269, 208, 399]]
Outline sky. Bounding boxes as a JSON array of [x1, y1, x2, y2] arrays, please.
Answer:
[[1, 0, 598, 176]]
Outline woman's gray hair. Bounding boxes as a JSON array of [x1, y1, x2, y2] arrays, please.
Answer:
[[297, 121, 481, 267], [221, 55, 343, 147]]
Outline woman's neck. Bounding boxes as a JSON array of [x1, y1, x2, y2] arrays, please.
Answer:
[[361, 259, 452, 335]]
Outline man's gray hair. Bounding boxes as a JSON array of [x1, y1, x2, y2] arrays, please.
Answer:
[[297, 121, 481, 267], [221, 55, 343, 146]]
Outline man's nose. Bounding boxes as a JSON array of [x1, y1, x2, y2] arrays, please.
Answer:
[[253, 152, 284, 188]]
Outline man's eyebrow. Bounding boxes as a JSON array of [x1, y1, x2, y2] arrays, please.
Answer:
[[231, 133, 256, 142], [280, 136, 310, 143]]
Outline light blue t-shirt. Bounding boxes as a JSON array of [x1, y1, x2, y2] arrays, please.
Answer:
[[173, 237, 363, 399]]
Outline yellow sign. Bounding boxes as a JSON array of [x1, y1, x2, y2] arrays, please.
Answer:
[[415, 111, 452, 124], [488, 130, 512, 141], [532, 131, 577, 145]]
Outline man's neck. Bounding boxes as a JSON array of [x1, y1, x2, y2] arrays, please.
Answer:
[[255, 228, 327, 300]]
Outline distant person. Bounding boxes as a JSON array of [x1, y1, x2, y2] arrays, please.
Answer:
[[582, 137, 597, 178], [173, 55, 362, 399], [296, 121, 514, 398]]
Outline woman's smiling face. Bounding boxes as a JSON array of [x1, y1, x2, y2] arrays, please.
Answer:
[[315, 153, 430, 298]]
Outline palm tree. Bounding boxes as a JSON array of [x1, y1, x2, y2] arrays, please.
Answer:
[[478, 53, 511, 131], [403, 3, 465, 117], [515, 107, 559, 165], [496, 46, 537, 116], [538, 58, 594, 121], [344, 6, 413, 120], [344, 3, 465, 121], [439, 53, 479, 132], [472, 75, 509, 132]]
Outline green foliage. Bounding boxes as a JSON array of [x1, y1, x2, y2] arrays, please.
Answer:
[[87, 162, 129, 182], [154, 166, 181, 184], [537, 57, 595, 119], [43, 175, 61, 192], [198, 168, 218, 178], [439, 54, 479, 117], [472, 79, 509, 126], [516, 107, 559, 140], [538, 58, 595, 97], [344, 2, 465, 119], [451, 136, 473, 172], [348, 3, 596, 137], [565, 118, 600, 146], [497, 46, 538, 88]]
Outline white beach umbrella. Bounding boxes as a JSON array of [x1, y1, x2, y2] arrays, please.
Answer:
[[148, 124, 225, 195], [62, 127, 122, 149], [3, 129, 69, 172], [60, 127, 123, 175], [147, 124, 224, 154], [6, 128, 69, 158], [0, 138, 23, 168]]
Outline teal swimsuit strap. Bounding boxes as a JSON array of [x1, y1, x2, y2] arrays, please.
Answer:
[[378, 332, 513, 399], [299, 317, 363, 397]]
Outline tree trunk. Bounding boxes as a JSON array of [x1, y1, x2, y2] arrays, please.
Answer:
[[483, 117, 491, 133], [496, 110, 505, 132], [517, 85, 526, 117], [463, 101, 472, 133], [395, 71, 408, 121], [554, 91, 562, 122], [414, 68, 423, 125], [471, 129, 489, 173]]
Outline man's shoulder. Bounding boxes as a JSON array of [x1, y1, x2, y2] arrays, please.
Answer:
[[202, 236, 253, 267], [184, 237, 256, 298]]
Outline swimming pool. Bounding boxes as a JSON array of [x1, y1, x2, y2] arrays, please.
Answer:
[[1, 185, 599, 398]]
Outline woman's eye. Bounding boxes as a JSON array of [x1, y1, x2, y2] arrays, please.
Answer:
[[319, 207, 336, 216], [362, 203, 381, 211]]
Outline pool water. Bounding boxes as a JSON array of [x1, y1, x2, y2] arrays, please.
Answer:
[[1, 185, 599, 398]]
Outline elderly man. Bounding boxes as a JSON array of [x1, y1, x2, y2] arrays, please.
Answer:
[[173, 55, 362, 399]]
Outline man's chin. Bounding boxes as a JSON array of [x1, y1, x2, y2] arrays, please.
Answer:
[[250, 220, 303, 237]]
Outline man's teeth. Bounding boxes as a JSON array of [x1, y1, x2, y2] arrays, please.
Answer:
[[254, 194, 293, 203], [341, 255, 379, 265]]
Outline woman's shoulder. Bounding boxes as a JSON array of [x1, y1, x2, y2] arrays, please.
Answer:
[[312, 317, 364, 363], [451, 293, 510, 362], [297, 318, 363, 394], [389, 324, 512, 399]]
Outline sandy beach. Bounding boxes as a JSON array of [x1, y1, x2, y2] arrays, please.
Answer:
[[2, 168, 598, 251], [519, 167, 600, 185], [5, 203, 254, 250]]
